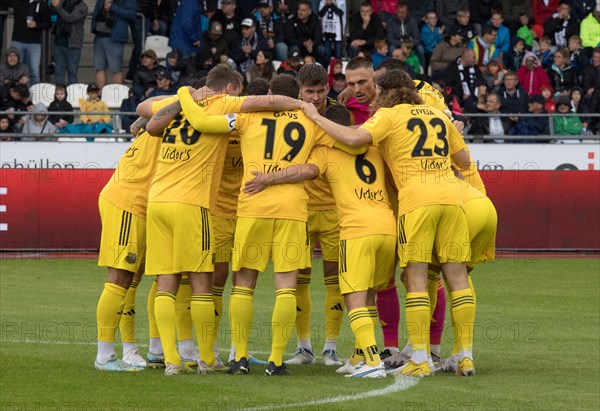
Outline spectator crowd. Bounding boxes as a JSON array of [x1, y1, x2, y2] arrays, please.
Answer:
[[1, 0, 600, 138]]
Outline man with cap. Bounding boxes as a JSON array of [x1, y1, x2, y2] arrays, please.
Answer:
[[277, 49, 304, 75], [510, 93, 551, 142], [202, 21, 231, 67], [132, 49, 167, 98], [147, 69, 176, 98], [253, 0, 288, 61], [231, 17, 268, 75], [210, 0, 244, 50], [429, 25, 465, 78]]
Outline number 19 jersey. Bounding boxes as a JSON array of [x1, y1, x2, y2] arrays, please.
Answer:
[[234, 110, 336, 221], [360, 104, 467, 216]]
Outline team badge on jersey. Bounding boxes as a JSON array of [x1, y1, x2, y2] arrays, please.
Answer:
[[124, 252, 137, 264]]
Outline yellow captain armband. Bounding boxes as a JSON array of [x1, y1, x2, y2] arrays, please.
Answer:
[[177, 87, 236, 133]]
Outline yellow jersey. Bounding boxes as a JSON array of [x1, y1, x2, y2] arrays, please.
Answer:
[[361, 104, 467, 215], [310, 146, 396, 240], [305, 176, 336, 210], [210, 134, 243, 219], [148, 94, 246, 207], [235, 109, 336, 221], [100, 129, 161, 218]]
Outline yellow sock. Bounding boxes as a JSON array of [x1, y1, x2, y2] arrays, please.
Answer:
[[119, 280, 138, 343], [213, 285, 225, 340], [350, 345, 365, 366], [348, 307, 380, 366], [450, 288, 475, 354], [147, 279, 159, 339], [155, 291, 180, 365], [468, 273, 477, 310], [295, 274, 311, 341], [405, 292, 430, 355], [324, 276, 344, 341], [426, 270, 438, 354], [175, 278, 193, 341], [269, 288, 297, 366], [191, 293, 215, 365], [229, 286, 254, 361], [97, 283, 127, 342], [367, 305, 378, 328]]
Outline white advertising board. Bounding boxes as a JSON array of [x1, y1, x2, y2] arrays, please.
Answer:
[[0, 142, 599, 171]]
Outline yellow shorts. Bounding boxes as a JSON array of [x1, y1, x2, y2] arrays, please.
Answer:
[[397, 204, 470, 267], [308, 209, 339, 262], [213, 215, 236, 263], [145, 202, 214, 275], [232, 217, 310, 273], [464, 196, 497, 267], [338, 235, 396, 294], [97, 196, 146, 272]]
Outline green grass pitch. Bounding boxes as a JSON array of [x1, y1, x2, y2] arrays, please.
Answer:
[[0, 256, 598, 410]]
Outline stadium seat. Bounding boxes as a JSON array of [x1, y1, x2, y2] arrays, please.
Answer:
[[29, 83, 56, 106], [66, 83, 89, 108], [273, 60, 282, 72], [144, 35, 172, 60], [101, 84, 130, 109]]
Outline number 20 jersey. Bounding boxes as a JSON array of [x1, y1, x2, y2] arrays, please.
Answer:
[[148, 95, 245, 207], [360, 104, 468, 216], [234, 110, 336, 221]]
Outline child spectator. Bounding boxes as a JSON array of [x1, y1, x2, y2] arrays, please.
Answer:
[[319, 0, 345, 60], [543, 0, 578, 48], [567, 35, 586, 72], [47, 84, 74, 130], [420, 10, 444, 68], [62, 83, 112, 138], [504, 37, 526, 71], [553, 94, 583, 140], [22, 103, 57, 137], [518, 52, 551, 96], [328, 72, 346, 100], [327, 58, 343, 88], [540, 83, 556, 113], [0, 114, 12, 137], [537, 36, 554, 68], [371, 39, 389, 69], [303, 54, 317, 65], [400, 39, 421, 75], [570, 87, 592, 133], [516, 13, 534, 48], [453, 8, 475, 45], [483, 58, 506, 90], [1, 83, 33, 132], [489, 10, 510, 56]]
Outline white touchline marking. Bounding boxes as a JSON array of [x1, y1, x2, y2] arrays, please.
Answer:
[[239, 377, 420, 411]]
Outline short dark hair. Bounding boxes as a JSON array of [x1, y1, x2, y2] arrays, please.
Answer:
[[270, 74, 300, 98], [482, 25, 498, 37], [333, 73, 346, 81], [11, 83, 29, 99], [323, 105, 351, 126], [346, 56, 373, 72], [298, 63, 328, 88], [245, 78, 270, 96], [206, 65, 243, 92], [375, 58, 407, 73]]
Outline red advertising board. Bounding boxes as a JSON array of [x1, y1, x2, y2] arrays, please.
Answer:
[[0, 169, 598, 250]]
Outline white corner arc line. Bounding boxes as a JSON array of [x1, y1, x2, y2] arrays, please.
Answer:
[[237, 377, 420, 411]]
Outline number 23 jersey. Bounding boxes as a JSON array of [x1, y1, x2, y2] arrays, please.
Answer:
[[360, 104, 467, 216], [235, 110, 336, 221]]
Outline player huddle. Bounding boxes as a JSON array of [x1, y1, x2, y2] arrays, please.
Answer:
[[93, 57, 497, 379]]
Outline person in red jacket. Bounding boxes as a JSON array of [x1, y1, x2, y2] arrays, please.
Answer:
[[518, 51, 551, 95], [531, 0, 559, 25]]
